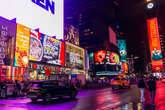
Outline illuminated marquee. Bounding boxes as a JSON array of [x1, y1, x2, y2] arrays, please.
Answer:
[[147, 17, 163, 71]]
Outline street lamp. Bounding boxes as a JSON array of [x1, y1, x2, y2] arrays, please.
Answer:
[[147, 2, 154, 9]]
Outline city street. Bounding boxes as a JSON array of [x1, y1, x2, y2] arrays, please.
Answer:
[[0, 82, 164, 110]]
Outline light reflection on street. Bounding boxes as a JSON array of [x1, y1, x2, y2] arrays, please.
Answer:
[[0, 83, 165, 110]]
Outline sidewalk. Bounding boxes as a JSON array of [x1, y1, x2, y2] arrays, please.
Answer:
[[152, 81, 165, 110], [113, 81, 165, 110]]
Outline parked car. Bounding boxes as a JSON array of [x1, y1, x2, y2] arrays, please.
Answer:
[[27, 80, 78, 102], [111, 78, 130, 89]]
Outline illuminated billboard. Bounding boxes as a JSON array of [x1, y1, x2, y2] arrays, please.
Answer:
[[94, 50, 120, 65], [42, 34, 65, 66], [29, 30, 43, 61], [147, 17, 163, 71], [0, 17, 16, 65], [65, 42, 85, 70], [14, 24, 30, 67], [117, 40, 127, 62], [109, 27, 117, 46], [0, 0, 63, 39], [122, 62, 128, 73], [29, 30, 65, 66], [64, 25, 79, 46]]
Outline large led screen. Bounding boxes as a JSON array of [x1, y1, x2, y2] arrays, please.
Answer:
[[29, 30, 43, 61], [0, 17, 16, 65], [14, 24, 30, 67], [0, 0, 63, 39], [147, 17, 163, 71], [117, 40, 127, 62], [42, 34, 65, 66], [65, 42, 85, 70], [29, 30, 65, 66], [94, 50, 120, 65]]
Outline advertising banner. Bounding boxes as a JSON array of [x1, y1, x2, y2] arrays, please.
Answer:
[[94, 50, 120, 65], [122, 62, 128, 73], [65, 42, 85, 70], [14, 24, 30, 67], [64, 25, 79, 46], [0, 0, 63, 39], [42, 34, 65, 66], [117, 40, 127, 62], [29, 30, 43, 61], [0, 17, 16, 65], [147, 17, 163, 71], [109, 27, 117, 46], [29, 30, 65, 66]]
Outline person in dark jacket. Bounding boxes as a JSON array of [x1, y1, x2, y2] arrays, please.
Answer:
[[147, 76, 156, 105], [137, 76, 146, 102], [0, 82, 6, 98]]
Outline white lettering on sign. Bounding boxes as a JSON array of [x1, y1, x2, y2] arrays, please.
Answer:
[[0, 0, 63, 39], [0, 25, 8, 65]]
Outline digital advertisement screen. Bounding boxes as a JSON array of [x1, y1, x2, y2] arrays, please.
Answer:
[[94, 50, 120, 65], [117, 40, 127, 62], [0, 17, 16, 65], [29, 30, 43, 61], [29, 30, 65, 66], [14, 24, 30, 67], [41, 34, 65, 66], [0, 0, 63, 39], [147, 17, 163, 71], [122, 62, 128, 73], [65, 42, 85, 70]]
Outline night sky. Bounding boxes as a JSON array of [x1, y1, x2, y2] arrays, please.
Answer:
[[65, 0, 165, 72]]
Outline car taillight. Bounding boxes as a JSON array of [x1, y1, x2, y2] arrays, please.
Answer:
[[36, 93, 42, 96]]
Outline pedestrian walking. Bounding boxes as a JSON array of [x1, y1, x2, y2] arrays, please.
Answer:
[[98, 79, 102, 88], [0, 82, 6, 98], [137, 76, 146, 102], [15, 80, 21, 97], [147, 76, 156, 105]]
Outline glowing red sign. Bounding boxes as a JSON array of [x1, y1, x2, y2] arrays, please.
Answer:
[[147, 17, 163, 71], [94, 50, 120, 65], [94, 50, 107, 64]]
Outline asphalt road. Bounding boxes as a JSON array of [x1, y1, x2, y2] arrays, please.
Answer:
[[0, 83, 164, 110]]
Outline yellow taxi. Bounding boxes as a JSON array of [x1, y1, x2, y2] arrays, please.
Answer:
[[110, 78, 130, 89], [161, 78, 165, 83]]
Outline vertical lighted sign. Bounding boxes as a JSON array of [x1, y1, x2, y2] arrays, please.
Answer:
[[0, 17, 16, 65], [14, 24, 30, 67], [147, 17, 163, 71], [117, 40, 127, 62]]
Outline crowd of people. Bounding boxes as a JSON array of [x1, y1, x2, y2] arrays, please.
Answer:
[[0, 80, 31, 98]]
